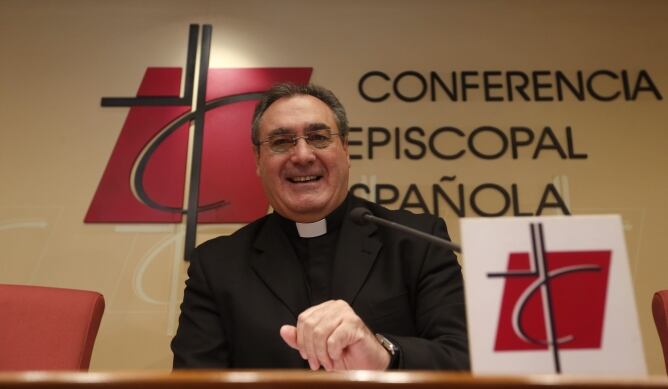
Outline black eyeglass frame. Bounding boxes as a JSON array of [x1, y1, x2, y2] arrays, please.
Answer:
[[255, 131, 342, 153]]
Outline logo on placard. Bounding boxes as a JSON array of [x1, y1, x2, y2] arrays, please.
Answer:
[[84, 24, 312, 259], [487, 223, 611, 373]]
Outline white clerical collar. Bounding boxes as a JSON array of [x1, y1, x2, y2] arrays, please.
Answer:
[[295, 219, 327, 238]]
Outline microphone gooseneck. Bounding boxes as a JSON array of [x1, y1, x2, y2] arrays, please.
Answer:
[[348, 207, 462, 253]]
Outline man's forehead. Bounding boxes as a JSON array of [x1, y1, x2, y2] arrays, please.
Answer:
[[259, 95, 337, 133]]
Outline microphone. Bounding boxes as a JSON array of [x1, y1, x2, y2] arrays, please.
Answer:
[[349, 207, 462, 253]]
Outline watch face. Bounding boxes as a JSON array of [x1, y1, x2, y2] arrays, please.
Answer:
[[375, 333, 396, 355]]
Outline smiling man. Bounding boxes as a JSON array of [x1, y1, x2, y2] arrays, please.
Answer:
[[253, 91, 350, 224], [171, 83, 470, 371]]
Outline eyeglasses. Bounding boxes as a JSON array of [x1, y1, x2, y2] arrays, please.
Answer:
[[257, 131, 341, 153]]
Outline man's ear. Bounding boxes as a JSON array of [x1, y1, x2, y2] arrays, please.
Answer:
[[253, 146, 261, 176], [342, 135, 351, 167], [341, 134, 349, 151]]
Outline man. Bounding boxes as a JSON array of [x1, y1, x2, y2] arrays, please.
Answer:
[[171, 83, 469, 370]]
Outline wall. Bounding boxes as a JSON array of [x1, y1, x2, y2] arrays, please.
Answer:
[[0, 0, 666, 374]]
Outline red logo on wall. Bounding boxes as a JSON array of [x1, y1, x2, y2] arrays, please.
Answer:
[[487, 223, 611, 373], [85, 24, 312, 258]]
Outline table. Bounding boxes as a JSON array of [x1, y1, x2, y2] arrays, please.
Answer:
[[0, 370, 667, 389]]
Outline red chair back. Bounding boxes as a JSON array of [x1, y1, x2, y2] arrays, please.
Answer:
[[653, 290, 668, 375], [0, 284, 105, 371]]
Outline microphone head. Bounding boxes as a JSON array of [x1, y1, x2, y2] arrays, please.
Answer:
[[350, 207, 372, 225]]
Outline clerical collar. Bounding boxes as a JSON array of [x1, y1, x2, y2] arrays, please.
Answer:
[[276, 193, 351, 239], [295, 219, 327, 238]]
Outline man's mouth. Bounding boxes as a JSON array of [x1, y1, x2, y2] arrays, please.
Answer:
[[287, 175, 322, 183]]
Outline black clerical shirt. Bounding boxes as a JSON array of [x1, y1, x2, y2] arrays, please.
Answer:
[[276, 195, 350, 306]]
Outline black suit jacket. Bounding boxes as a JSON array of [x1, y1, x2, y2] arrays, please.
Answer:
[[171, 195, 469, 369]]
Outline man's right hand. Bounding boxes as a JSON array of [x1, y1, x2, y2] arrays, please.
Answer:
[[279, 299, 391, 371]]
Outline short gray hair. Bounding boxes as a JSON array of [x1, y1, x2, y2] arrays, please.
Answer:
[[251, 83, 349, 147]]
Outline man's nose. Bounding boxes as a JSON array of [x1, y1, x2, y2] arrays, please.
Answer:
[[290, 137, 316, 163]]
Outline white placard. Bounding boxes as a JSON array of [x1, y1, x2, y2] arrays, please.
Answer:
[[460, 215, 646, 376]]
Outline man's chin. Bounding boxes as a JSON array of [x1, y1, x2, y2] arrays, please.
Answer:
[[277, 201, 329, 222]]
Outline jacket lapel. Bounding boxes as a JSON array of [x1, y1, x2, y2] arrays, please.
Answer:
[[250, 215, 310, 319], [331, 199, 382, 305]]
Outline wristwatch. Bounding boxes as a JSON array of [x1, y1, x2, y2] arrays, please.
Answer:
[[375, 333, 400, 369]]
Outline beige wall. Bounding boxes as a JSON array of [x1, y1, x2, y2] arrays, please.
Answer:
[[1, 0, 666, 374]]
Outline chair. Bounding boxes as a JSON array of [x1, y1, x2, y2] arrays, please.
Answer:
[[0, 284, 105, 371], [653, 290, 668, 375]]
